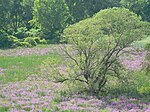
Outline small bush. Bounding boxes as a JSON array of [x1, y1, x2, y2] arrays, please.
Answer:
[[132, 36, 150, 49], [138, 86, 150, 95], [13, 28, 46, 47], [34, 37, 41, 44], [24, 37, 37, 47], [14, 27, 28, 39], [26, 28, 43, 37], [39, 38, 47, 44], [33, 37, 47, 44], [13, 41, 32, 48]]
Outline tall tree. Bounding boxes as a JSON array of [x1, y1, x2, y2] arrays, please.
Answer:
[[0, 0, 34, 32], [31, 0, 72, 41], [0, 0, 11, 31], [22, 0, 34, 29], [10, 0, 24, 31]]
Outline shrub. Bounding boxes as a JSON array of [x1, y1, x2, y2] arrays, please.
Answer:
[[11, 36, 47, 48], [132, 36, 150, 49], [39, 39, 47, 44], [24, 37, 37, 47], [33, 37, 47, 44], [138, 86, 150, 95], [34, 37, 41, 44], [14, 28, 45, 45], [14, 27, 28, 39], [13, 41, 32, 48], [54, 8, 149, 94], [26, 28, 43, 37], [134, 71, 150, 95]]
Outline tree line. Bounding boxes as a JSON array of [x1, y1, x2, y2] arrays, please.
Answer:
[[0, 0, 150, 48]]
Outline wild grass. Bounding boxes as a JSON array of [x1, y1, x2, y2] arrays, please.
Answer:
[[0, 107, 9, 112], [0, 53, 60, 83]]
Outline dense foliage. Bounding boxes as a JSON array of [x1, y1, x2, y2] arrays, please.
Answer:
[[1, 0, 150, 48]]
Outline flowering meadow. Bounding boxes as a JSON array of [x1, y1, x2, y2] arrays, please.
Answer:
[[0, 45, 150, 112]]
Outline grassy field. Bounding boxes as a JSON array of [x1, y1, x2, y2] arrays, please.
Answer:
[[0, 44, 150, 112], [0, 54, 59, 83]]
